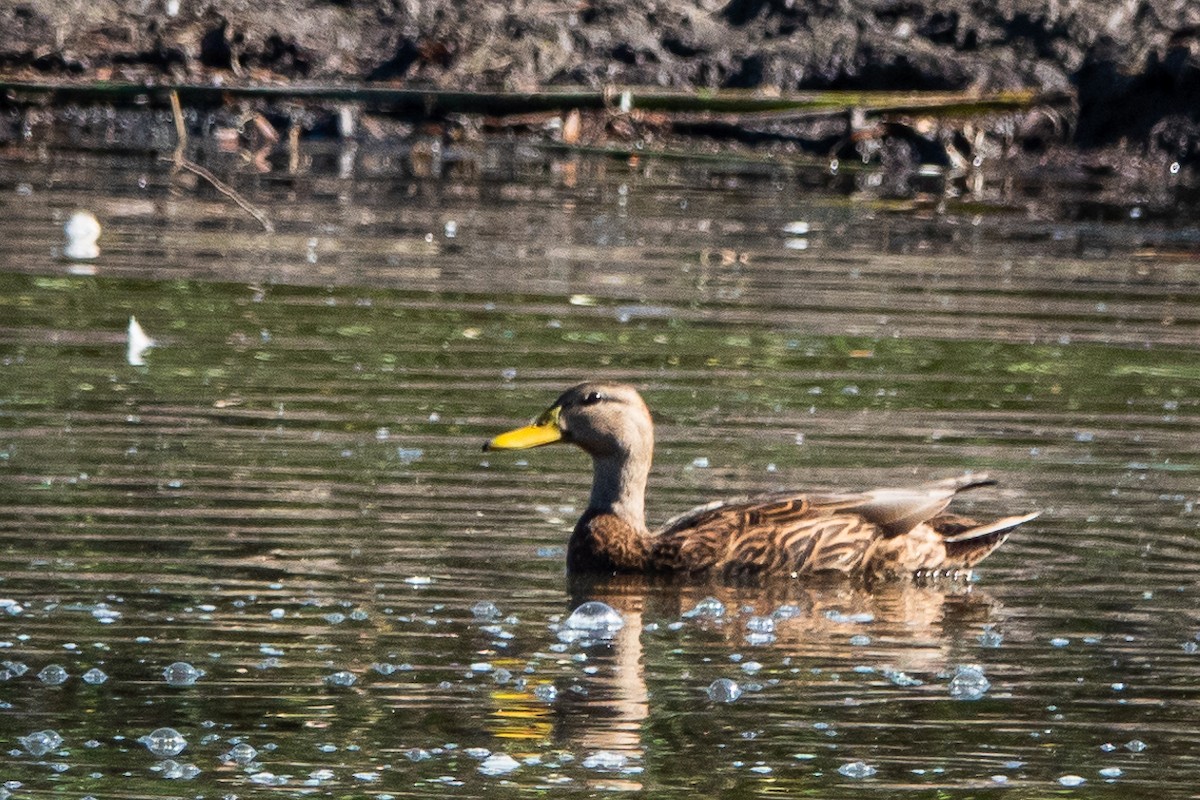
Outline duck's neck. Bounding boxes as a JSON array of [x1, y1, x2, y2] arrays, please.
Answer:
[[568, 451, 652, 572], [587, 451, 649, 533]]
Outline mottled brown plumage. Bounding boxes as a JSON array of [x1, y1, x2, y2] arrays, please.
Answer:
[[485, 382, 1038, 579]]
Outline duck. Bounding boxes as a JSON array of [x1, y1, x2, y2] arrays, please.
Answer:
[[484, 382, 1039, 579]]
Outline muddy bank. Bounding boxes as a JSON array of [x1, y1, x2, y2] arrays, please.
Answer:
[[2, 0, 1198, 171]]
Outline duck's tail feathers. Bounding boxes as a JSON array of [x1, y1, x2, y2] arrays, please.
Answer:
[[924, 473, 997, 494], [939, 511, 1041, 568]]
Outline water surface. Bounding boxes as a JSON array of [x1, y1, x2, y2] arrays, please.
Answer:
[[1, 135, 1198, 798]]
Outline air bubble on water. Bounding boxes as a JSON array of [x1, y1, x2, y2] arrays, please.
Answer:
[[82, 668, 108, 685], [1099, 767, 1123, 779], [397, 447, 424, 464], [325, 670, 357, 687], [140, 727, 187, 757], [163, 661, 204, 687], [155, 759, 200, 780], [691, 456, 710, 468], [882, 668, 923, 687], [469, 662, 492, 673], [471, 600, 501, 620], [948, 665, 990, 700], [741, 661, 763, 674], [223, 742, 258, 765], [683, 596, 726, 619], [1124, 739, 1147, 752], [837, 761, 877, 779], [707, 677, 742, 703], [0, 662, 27, 681], [325, 612, 346, 624], [405, 576, 434, 586], [582, 751, 629, 771], [492, 667, 512, 684], [772, 604, 801, 620], [563, 601, 624, 636], [1058, 774, 1086, 787], [38, 664, 69, 685], [19, 730, 63, 757], [978, 627, 1004, 648], [249, 771, 288, 786], [534, 684, 558, 702], [746, 616, 775, 634], [1049, 637, 1071, 648], [405, 748, 432, 761], [92, 605, 122, 624], [824, 610, 874, 624], [849, 634, 871, 646], [478, 753, 521, 776]]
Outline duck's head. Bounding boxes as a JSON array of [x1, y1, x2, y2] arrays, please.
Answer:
[[484, 382, 654, 460]]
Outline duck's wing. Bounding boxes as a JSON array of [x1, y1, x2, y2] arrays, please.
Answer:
[[649, 491, 877, 575], [648, 475, 1005, 576]]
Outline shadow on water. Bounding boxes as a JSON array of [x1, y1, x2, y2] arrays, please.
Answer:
[[0, 132, 1198, 797]]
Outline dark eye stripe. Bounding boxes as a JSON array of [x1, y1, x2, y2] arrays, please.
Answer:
[[581, 391, 605, 406]]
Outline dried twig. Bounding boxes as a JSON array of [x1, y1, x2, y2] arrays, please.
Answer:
[[165, 88, 274, 232], [159, 155, 275, 232]]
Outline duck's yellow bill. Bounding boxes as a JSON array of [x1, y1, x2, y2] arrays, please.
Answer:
[[484, 407, 563, 451]]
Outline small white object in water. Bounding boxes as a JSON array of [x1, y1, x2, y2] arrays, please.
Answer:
[[140, 727, 187, 757], [706, 677, 742, 703], [127, 316, 156, 366], [478, 753, 521, 776], [64, 210, 101, 259], [563, 601, 624, 635], [837, 761, 877, 779], [1058, 774, 1087, 787]]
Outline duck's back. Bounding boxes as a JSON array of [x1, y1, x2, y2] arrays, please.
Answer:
[[648, 492, 882, 576], [646, 477, 1019, 578]]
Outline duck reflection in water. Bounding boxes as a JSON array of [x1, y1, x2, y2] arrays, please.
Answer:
[[483, 572, 1006, 789]]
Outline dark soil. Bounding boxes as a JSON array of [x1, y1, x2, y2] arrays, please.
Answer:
[[2, 0, 1199, 171]]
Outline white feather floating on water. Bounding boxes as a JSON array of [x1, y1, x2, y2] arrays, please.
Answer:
[[127, 316, 156, 366]]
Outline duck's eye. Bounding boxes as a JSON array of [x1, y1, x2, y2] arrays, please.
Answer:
[[580, 391, 605, 406]]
